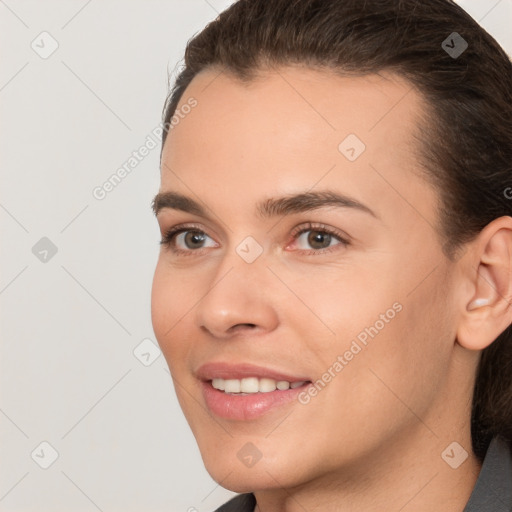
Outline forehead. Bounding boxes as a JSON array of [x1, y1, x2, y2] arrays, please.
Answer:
[[160, 66, 436, 226], [164, 66, 426, 151]]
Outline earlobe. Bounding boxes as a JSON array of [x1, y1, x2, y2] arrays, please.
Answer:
[[467, 297, 491, 311], [456, 217, 512, 351]]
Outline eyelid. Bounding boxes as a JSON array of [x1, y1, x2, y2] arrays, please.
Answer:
[[159, 222, 218, 254], [287, 222, 350, 244], [284, 222, 350, 255]]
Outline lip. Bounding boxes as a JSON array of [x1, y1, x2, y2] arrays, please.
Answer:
[[196, 362, 312, 421], [196, 362, 310, 382]]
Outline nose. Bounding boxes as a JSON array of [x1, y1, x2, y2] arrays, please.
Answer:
[[194, 253, 280, 339]]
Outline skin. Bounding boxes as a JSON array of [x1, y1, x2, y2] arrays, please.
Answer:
[[151, 65, 512, 511]]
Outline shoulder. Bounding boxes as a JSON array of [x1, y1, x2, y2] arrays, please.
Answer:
[[212, 493, 256, 512]]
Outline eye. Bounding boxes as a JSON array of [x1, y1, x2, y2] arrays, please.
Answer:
[[160, 226, 217, 253], [159, 222, 349, 256], [288, 223, 349, 253]]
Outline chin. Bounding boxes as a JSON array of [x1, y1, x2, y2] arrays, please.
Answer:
[[204, 462, 291, 493], [198, 441, 308, 493]]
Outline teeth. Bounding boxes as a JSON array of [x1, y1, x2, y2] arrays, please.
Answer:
[[224, 379, 241, 393], [211, 377, 307, 394], [241, 377, 259, 393], [259, 378, 276, 392], [212, 378, 225, 391]]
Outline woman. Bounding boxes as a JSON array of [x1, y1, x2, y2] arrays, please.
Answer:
[[151, 1, 512, 510]]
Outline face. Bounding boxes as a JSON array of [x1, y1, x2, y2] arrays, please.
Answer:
[[151, 66, 461, 491]]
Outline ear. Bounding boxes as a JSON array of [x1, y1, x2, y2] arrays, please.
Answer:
[[457, 216, 512, 351]]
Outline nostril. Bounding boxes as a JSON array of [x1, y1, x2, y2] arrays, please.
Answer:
[[229, 323, 257, 332]]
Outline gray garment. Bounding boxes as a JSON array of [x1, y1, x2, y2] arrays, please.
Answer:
[[464, 435, 512, 512], [214, 436, 512, 511]]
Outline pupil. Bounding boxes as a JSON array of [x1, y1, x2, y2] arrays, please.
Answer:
[[185, 231, 205, 248], [308, 231, 331, 249]]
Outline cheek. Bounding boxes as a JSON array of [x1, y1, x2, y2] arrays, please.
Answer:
[[363, 279, 453, 418], [283, 261, 398, 349], [150, 261, 189, 364], [285, 260, 454, 424], [150, 262, 171, 342]]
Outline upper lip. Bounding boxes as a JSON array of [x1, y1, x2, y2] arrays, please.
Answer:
[[196, 362, 311, 383]]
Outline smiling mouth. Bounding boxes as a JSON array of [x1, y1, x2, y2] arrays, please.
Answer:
[[196, 362, 313, 419], [200, 372, 313, 420], [210, 377, 311, 394]]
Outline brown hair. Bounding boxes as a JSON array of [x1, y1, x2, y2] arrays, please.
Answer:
[[160, 0, 512, 459]]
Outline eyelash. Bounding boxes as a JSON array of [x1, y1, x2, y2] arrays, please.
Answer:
[[159, 222, 350, 257]]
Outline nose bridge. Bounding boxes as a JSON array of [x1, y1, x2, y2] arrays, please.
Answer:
[[210, 232, 270, 295], [193, 238, 279, 337]]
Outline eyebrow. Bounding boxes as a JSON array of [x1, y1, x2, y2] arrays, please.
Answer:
[[152, 190, 377, 219]]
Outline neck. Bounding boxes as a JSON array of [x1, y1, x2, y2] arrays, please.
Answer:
[[252, 342, 483, 512], [253, 425, 482, 512]]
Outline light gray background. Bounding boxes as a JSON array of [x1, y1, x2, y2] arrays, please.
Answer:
[[1, 1, 511, 511]]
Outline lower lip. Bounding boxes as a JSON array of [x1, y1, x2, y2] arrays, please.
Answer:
[[201, 381, 310, 421]]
